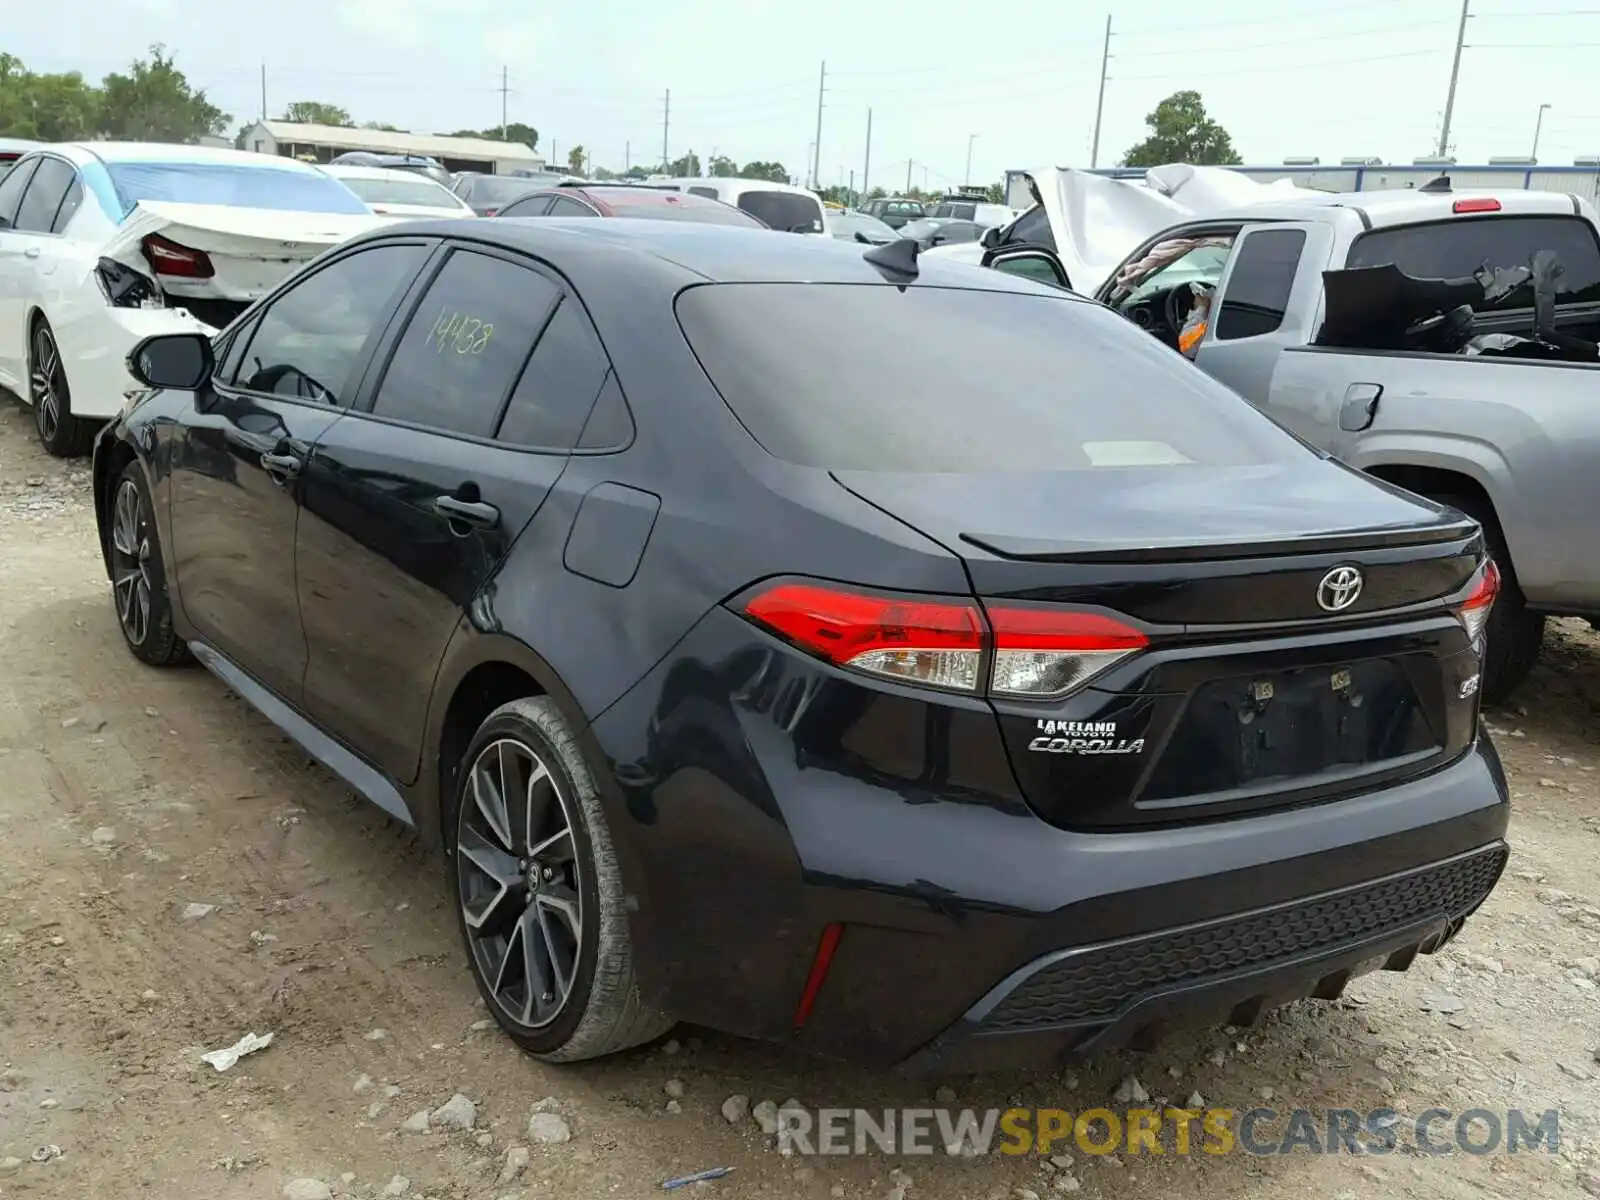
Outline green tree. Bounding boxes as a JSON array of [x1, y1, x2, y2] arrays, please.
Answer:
[[1121, 90, 1241, 167], [0, 53, 100, 140], [985, 182, 1005, 203], [362, 120, 402, 132], [448, 122, 539, 150], [623, 165, 649, 179], [567, 144, 585, 174], [707, 154, 738, 178], [739, 160, 788, 183], [666, 150, 700, 176], [280, 100, 352, 126], [97, 44, 228, 142]]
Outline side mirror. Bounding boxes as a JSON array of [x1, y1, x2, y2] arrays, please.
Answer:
[[127, 332, 214, 391], [982, 246, 1073, 292], [980, 225, 1003, 249]]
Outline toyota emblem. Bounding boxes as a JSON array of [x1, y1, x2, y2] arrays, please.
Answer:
[[1316, 565, 1364, 613]]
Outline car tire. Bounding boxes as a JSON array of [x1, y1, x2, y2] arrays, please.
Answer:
[[29, 317, 97, 459], [1438, 492, 1543, 705], [449, 695, 674, 1062], [109, 460, 191, 667]]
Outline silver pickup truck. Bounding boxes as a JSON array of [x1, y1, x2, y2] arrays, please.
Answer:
[[980, 184, 1600, 702]]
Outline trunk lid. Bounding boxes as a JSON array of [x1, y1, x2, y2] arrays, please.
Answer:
[[368, 202, 473, 221], [832, 461, 1488, 830], [104, 201, 384, 303]]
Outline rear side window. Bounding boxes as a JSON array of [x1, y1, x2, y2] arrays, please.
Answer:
[[1215, 228, 1305, 340], [677, 283, 1308, 473], [370, 249, 561, 437], [496, 299, 614, 449], [1346, 214, 1600, 307], [497, 194, 552, 217], [737, 191, 824, 233], [14, 157, 76, 232], [548, 196, 597, 217], [0, 158, 38, 227]]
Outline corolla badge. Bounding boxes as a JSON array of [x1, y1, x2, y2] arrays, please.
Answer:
[[1316, 565, 1364, 613]]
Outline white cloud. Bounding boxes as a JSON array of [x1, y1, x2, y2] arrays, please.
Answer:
[[337, 0, 494, 50]]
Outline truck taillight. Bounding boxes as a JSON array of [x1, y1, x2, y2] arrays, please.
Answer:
[[739, 582, 1148, 698], [142, 234, 215, 279]]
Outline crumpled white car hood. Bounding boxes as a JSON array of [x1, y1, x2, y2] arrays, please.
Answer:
[[926, 164, 1325, 294]]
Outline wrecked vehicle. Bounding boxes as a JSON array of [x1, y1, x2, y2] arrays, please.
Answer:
[[0, 142, 383, 456], [981, 178, 1600, 701]]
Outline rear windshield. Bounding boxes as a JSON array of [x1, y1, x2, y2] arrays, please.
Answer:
[[677, 283, 1308, 472], [462, 175, 542, 205], [106, 163, 372, 216], [341, 175, 460, 207], [1347, 214, 1600, 306], [595, 190, 765, 226], [930, 203, 977, 220], [737, 190, 824, 233]]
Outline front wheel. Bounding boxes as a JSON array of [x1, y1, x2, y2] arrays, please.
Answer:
[[29, 319, 96, 458], [449, 696, 672, 1062], [109, 462, 190, 667]]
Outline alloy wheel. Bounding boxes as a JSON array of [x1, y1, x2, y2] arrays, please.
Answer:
[[110, 480, 153, 647], [30, 326, 62, 444], [457, 737, 584, 1029]]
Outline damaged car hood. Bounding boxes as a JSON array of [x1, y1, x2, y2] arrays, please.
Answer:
[[104, 201, 385, 302]]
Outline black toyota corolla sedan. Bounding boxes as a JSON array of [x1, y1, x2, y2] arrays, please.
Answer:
[[93, 220, 1509, 1073]]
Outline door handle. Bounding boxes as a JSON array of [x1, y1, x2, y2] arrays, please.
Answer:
[[23, 247, 40, 259], [1338, 383, 1383, 432], [260, 451, 303, 482], [434, 494, 500, 529]]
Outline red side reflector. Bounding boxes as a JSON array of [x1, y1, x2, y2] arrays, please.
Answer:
[[792, 922, 844, 1029], [1453, 198, 1501, 214], [141, 233, 215, 279]]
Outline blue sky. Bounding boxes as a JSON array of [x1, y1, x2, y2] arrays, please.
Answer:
[[9, 0, 1600, 187]]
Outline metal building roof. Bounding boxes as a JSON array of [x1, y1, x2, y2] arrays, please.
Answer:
[[252, 121, 543, 164]]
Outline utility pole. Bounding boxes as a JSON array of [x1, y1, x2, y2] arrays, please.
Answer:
[[965, 134, 977, 186], [625, 141, 631, 172], [500, 66, 509, 140], [849, 169, 855, 205], [1531, 102, 1551, 160], [662, 89, 670, 173], [1438, 0, 1470, 158], [1090, 15, 1112, 169], [812, 61, 827, 190], [862, 107, 872, 199], [260, 62, 267, 122], [905, 158, 912, 193]]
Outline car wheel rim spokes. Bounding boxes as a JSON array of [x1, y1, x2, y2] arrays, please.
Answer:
[[110, 481, 152, 645], [458, 737, 583, 1029], [31, 329, 60, 440]]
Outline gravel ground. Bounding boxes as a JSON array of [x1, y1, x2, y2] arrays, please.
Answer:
[[0, 392, 1597, 1200]]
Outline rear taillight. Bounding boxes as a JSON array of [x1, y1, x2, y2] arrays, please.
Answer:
[[742, 583, 985, 692], [142, 233, 215, 279], [988, 605, 1149, 698], [740, 582, 1148, 699], [1456, 559, 1501, 643]]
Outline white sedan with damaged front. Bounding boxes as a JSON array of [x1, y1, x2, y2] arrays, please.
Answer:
[[0, 143, 385, 456]]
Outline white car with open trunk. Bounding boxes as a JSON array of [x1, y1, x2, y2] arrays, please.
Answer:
[[0, 143, 384, 455]]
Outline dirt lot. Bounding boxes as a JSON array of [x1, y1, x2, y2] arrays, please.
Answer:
[[0, 395, 1597, 1200]]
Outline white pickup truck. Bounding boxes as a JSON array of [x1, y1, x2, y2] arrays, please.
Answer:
[[970, 180, 1600, 701]]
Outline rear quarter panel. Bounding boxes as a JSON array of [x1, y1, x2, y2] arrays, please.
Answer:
[[1269, 348, 1600, 610]]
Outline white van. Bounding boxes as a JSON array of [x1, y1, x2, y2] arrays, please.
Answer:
[[656, 177, 828, 234]]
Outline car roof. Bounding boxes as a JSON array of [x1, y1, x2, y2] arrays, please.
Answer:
[[1182, 186, 1588, 229], [356, 219, 1079, 295], [51, 143, 330, 173]]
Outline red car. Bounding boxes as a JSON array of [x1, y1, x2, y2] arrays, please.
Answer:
[[491, 184, 769, 227]]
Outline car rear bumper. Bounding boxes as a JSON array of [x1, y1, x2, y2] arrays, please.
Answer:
[[897, 841, 1505, 1074], [588, 608, 1512, 1070]]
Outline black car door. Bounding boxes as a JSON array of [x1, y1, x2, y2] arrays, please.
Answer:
[[166, 239, 432, 702], [296, 241, 615, 784]]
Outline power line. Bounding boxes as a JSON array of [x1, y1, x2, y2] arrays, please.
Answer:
[[1112, 46, 1443, 82]]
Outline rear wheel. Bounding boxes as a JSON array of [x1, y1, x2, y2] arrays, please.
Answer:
[[1437, 492, 1543, 704], [29, 318, 96, 458], [449, 696, 673, 1062]]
